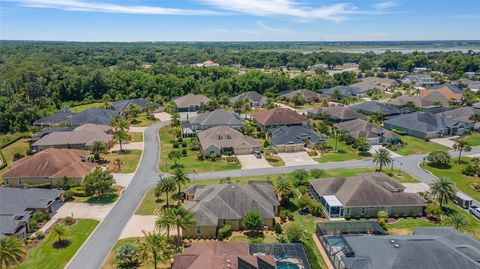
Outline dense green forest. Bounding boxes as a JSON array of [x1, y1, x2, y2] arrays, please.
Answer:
[[0, 41, 480, 133]]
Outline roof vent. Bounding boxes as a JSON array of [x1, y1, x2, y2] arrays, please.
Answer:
[[394, 244, 400, 248]]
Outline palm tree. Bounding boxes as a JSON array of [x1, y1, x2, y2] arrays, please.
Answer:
[[139, 231, 174, 269], [125, 104, 141, 122], [373, 148, 392, 172], [90, 140, 106, 162], [144, 102, 157, 119], [154, 207, 176, 238], [113, 128, 130, 153], [173, 167, 190, 199], [49, 223, 69, 245], [171, 207, 195, 251], [447, 212, 471, 231], [167, 151, 182, 169], [273, 176, 294, 204], [111, 115, 129, 131], [155, 176, 176, 206], [431, 177, 456, 208], [111, 115, 130, 153], [0, 236, 25, 269], [453, 139, 472, 163]]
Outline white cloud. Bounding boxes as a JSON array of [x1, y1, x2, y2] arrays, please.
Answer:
[[202, 0, 355, 21], [373, 1, 399, 10], [256, 21, 286, 32], [6, 0, 220, 15]]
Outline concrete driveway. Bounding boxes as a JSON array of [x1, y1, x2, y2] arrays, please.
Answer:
[[154, 112, 171, 121], [369, 145, 402, 158], [110, 142, 144, 152], [431, 136, 458, 149], [120, 215, 178, 239], [237, 154, 272, 169], [402, 183, 430, 194], [128, 127, 147, 133], [278, 152, 318, 166], [113, 173, 135, 188]]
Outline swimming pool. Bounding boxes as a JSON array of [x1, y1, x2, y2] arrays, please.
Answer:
[[326, 236, 345, 246], [276, 261, 301, 269]]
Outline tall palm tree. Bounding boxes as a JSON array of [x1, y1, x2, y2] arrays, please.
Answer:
[[453, 139, 472, 163], [113, 128, 130, 153], [111, 115, 129, 131], [273, 176, 294, 204], [173, 167, 190, 199], [144, 102, 157, 119], [111, 115, 130, 153], [0, 236, 25, 269], [139, 231, 174, 269], [154, 207, 176, 238], [373, 148, 392, 172], [172, 207, 195, 251], [155, 177, 176, 206], [49, 223, 69, 245], [447, 212, 471, 231], [431, 177, 456, 208]]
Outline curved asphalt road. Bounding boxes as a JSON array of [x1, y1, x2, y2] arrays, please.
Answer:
[[67, 129, 480, 268], [66, 121, 169, 269]]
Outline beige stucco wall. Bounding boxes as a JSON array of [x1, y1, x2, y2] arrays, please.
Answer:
[[275, 144, 304, 152], [4, 176, 83, 187], [182, 225, 217, 238], [346, 205, 424, 217]]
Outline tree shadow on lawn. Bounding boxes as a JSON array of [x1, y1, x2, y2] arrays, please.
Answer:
[[85, 194, 119, 204], [52, 239, 71, 249]]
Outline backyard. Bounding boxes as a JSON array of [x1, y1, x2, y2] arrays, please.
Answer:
[[13, 219, 99, 269], [421, 158, 480, 201], [0, 138, 29, 173], [158, 126, 241, 173], [395, 135, 449, 155]]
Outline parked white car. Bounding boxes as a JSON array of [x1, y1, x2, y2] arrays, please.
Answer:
[[469, 206, 480, 219]]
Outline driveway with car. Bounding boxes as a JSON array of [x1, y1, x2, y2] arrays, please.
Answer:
[[278, 152, 318, 166], [237, 154, 272, 169]]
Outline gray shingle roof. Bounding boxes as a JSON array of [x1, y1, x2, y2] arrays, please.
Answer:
[[112, 98, 157, 112], [334, 119, 398, 139], [307, 106, 365, 121], [270, 125, 325, 146], [0, 188, 62, 236], [279, 89, 330, 101], [321, 86, 366, 97], [64, 108, 119, 126], [439, 107, 480, 125], [185, 182, 279, 226], [230, 91, 267, 106], [351, 101, 402, 116], [310, 172, 425, 207], [342, 227, 480, 269], [33, 112, 75, 125], [174, 94, 211, 109], [384, 112, 461, 133], [191, 109, 244, 128], [32, 124, 113, 147], [350, 77, 397, 91]]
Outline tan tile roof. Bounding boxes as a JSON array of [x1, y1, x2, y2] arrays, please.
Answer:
[[197, 125, 259, 151], [252, 108, 309, 126], [2, 148, 95, 179], [32, 124, 113, 147], [174, 94, 211, 108]]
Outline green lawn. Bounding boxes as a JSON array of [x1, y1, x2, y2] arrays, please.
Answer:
[[70, 102, 104, 112], [466, 133, 480, 146], [131, 114, 158, 127], [265, 156, 285, 166], [0, 139, 29, 174], [0, 133, 24, 147], [72, 186, 122, 204], [421, 159, 480, 201], [14, 219, 99, 269], [395, 136, 449, 155], [158, 126, 241, 173], [229, 234, 278, 243], [129, 132, 144, 142], [103, 150, 142, 173], [314, 138, 366, 163]]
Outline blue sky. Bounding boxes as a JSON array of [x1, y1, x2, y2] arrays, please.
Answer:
[[1, 0, 479, 41]]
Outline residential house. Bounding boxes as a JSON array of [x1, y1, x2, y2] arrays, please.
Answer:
[[183, 181, 279, 238], [458, 78, 480, 92], [387, 95, 450, 108], [64, 108, 119, 126], [384, 111, 465, 139], [328, 227, 480, 269], [334, 119, 398, 145], [309, 172, 426, 218], [279, 89, 330, 103], [188, 109, 244, 132], [322, 86, 367, 98], [174, 93, 211, 112], [197, 125, 260, 157], [2, 148, 95, 187], [112, 98, 158, 113], [28, 126, 75, 145], [230, 91, 267, 108], [350, 77, 397, 92], [0, 188, 62, 239], [33, 111, 75, 127], [195, 60, 220, 67], [351, 101, 409, 118], [419, 84, 463, 104], [171, 242, 276, 269], [439, 106, 480, 130], [270, 125, 325, 152], [401, 75, 439, 87], [252, 108, 309, 130], [307, 106, 365, 122], [31, 124, 114, 151]]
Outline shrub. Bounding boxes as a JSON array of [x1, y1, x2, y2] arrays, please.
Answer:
[[26, 149, 34, 156], [217, 225, 232, 240], [401, 213, 409, 218], [286, 211, 294, 221], [25, 182, 51, 188], [13, 152, 25, 161], [181, 142, 187, 148], [71, 186, 86, 197], [354, 215, 361, 220], [392, 214, 400, 219], [410, 213, 418, 218], [177, 137, 183, 143], [181, 149, 187, 156], [32, 211, 51, 223], [297, 196, 312, 210], [378, 219, 388, 231], [310, 169, 325, 178], [34, 231, 45, 240], [249, 237, 264, 244], [279, 210, 288, 223], [310, 202, 324, 217], [298, 186, 309, 195], [344, 215, 352, 220], [173, 142, 179, 148], [426, 151, 451, 168], [364, 214, 370, 219], [29, 219, 38, 231], [63, 190, 74, 200], [63, 216, 76, 225], [462, 165, 477, 176], [274, 223, 283, 234]]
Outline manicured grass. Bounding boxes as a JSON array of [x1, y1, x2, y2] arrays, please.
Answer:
[[0, 133, 24, 147], [395, 135, 449, 155], [72, 186, 123, 204], [387, 169, 420, 183], [314, 138, 366, 163], [0, 139, 29, 174], [229, 234, 278, 243], [466, 133, 480, 146], [103, 237, 158, 269], [136, 187, 161, 215], [158, 126, 241, 173], [129, 132, 144, 142], [14, 219, 99, 269], [131, 114, 158, 127], [103, 150, 142, 173], [70, 102, 104, 112], [421, 159, 480, 201], [265, 156, 285, 167]]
